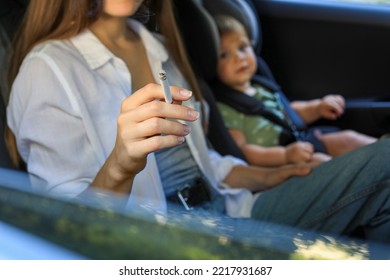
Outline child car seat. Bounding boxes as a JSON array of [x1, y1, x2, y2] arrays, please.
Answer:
[[174, 0, 312, 158], [173, 0, 247, 160]]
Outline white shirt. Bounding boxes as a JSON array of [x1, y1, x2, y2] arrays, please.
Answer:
[[7, 19, 257, 217]]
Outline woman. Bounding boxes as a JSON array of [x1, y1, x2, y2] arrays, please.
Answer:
[[6, 0, 390, 243]]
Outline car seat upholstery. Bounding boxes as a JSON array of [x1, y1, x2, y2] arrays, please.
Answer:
[[173, 0, 247, 160], [0, 24, 13, 168], [0, 0, 27, 170], [0, 0, 31, 191], [0, 0, 28, 40]]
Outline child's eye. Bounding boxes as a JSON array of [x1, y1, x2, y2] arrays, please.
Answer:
[[219, 51, 228, 59], [239, 43, 250, 52]]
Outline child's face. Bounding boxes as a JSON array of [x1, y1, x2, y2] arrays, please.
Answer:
[[217, 30, 257, 90]]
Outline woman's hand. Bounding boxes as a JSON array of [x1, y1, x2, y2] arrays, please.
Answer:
[[92, 83, 199, 193], [224, 163, 313, 192]]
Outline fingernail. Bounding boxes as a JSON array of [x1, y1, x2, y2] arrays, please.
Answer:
[[184, 125, 191, 134], [188, 110, 200, 119], [179, 89, 192, 97], [178, 137, 185, 144]]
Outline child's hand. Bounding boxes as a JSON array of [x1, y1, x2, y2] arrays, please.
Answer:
[[319, 94, 345, 120], [285, 141, 314, 164]]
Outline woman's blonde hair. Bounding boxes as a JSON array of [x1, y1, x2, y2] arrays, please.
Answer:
[[5, 0, 204, 169]]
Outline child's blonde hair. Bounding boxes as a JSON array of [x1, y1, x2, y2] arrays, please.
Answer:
[[214, 15, 248, 38]]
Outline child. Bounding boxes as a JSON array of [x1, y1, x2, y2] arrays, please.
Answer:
[[212, 15, 377, 167]]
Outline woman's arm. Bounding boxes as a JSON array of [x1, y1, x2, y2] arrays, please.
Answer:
[[9, 56, 198, 197], [223, 163, 312, 192]]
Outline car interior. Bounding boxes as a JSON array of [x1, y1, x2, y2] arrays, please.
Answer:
[[174, 0, 298, 159], [1, 0, 390, 259], [251, 0, 390, 137], [174, 0, 390, 158]]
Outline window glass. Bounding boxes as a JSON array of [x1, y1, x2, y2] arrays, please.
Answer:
[[323, 0, 390, 4], [0, 183, 376, 259]]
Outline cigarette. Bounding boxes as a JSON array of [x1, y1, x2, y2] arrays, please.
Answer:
[[158, 70, 173, 104]]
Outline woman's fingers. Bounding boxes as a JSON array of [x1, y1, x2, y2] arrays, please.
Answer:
[[120, 135, 187, 159], [121, 117, 191, 140], [120, 83, 199, 124], [258, 164, 313, 190], [112, 83, 198, 174], [277, 164, 312, 182], [137, 135, 186, 155], [124, 100, 199, 123], [122, 83, 193, 110]]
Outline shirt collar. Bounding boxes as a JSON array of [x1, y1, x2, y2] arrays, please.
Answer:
[[71, 19, 168, 70]]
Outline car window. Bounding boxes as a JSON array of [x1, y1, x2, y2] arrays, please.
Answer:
[[2, 0, 390, 262], [329, 0, 390, 4], [1, 181, 386, 260], [282, 0, 390, 5], [272, 0, 390, 5]]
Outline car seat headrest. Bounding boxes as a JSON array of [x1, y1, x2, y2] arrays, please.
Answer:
[[203, 0, 261, 51], [174, 0, 261, 82], [174, 0, 220, 81]]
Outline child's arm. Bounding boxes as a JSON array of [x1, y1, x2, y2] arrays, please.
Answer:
[[229, 128, 316, 167], [291, 94, 345, 124]]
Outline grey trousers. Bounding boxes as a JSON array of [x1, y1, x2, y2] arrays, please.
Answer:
[[252, 139, 390, 243]]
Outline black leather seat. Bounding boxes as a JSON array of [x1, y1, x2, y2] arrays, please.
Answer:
[[0, 0, 29, 190], [0, 0, 28, 39], [0, 24, 13, 169], [0, 0, 28, 169]]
